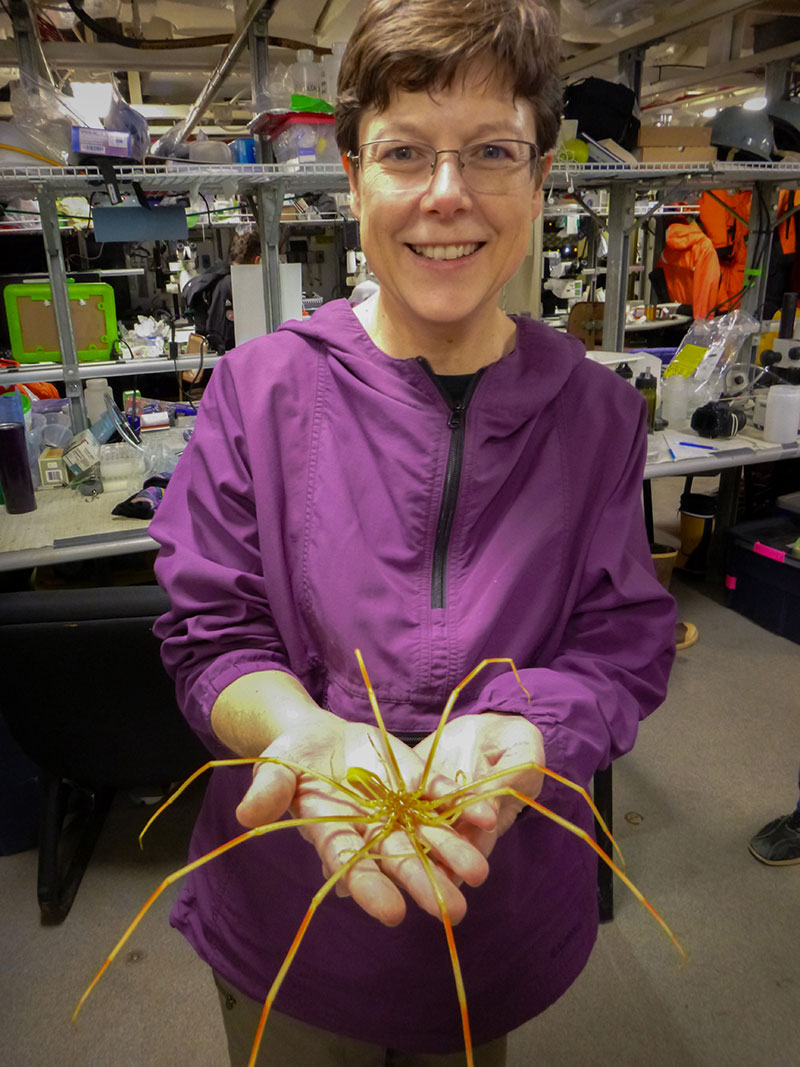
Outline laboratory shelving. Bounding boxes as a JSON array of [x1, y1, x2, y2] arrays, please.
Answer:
[[1, 159, 799, 426]]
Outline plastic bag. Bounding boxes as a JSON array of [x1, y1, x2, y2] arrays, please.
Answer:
[[8, 79, 82, 164], [665, 310, 759, 408]]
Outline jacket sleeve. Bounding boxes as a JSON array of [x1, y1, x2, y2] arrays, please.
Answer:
[[473, 406, 675, 799], [150, 358, 296, 754]]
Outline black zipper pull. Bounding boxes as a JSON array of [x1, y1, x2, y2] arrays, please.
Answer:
[[447, 404, 464, 430]]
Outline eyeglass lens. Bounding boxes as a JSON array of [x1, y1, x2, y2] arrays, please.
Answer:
[[357, 140, 539, 193]]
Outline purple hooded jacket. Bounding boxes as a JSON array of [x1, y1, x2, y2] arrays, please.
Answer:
[[150, 299, 675, 1053]]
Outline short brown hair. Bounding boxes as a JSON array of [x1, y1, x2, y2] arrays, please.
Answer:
[[229, 228, 261, 264], [335, 0, 562, 159]]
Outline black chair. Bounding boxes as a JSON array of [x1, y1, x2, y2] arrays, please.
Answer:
[[0, 584, 209, 924], [593, 765, 614, 923]]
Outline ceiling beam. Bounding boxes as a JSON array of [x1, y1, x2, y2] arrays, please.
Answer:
[[0, 38, 303, 74], [641, 39, 800, 103], [560, 0, 756, 77]]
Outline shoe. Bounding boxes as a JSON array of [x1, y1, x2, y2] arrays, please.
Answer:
[[748, 812, 800, 866], [675, 621, 698, 651]]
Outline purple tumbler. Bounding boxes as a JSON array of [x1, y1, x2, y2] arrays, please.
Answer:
[[0, 392, 37, 514]]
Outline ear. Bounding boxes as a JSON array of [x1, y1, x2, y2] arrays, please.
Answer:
[[530, 150, 553, 222], [343, 153, 362, 220]]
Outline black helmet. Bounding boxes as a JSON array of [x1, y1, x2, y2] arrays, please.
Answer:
[[768, 99, 800, 158], [710, 106, 773, 162]]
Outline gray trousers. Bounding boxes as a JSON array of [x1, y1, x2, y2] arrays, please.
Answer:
[[213, 971, 507, 1067]]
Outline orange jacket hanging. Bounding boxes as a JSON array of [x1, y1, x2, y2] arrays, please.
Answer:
[[656, 221, 721, 318]]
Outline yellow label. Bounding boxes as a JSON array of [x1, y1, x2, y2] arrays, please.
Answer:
[[664, 344, 707, 378]]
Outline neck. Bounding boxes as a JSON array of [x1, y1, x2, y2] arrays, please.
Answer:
[[354, 294, 516, 374]]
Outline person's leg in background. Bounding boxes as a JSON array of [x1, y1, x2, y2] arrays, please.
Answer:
[[748, 766, 800, 866]]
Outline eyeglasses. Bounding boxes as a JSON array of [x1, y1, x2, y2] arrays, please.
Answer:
[[349, 139, 541, 195]]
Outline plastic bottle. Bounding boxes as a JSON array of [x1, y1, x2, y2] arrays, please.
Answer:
[[85, 378, 114, 427], [763, 384, 800, 443], [264, 64, 292, 113], [660, 374, 689, 425], [289, 49, 321, 98], [319, 42, 346, 104], [635, 370, 658, 432]]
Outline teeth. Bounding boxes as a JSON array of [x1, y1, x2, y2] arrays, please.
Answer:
[[410, 243, 480, 260]]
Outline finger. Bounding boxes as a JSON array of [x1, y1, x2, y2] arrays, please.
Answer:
[[416, 823, 490, 888], [421, 758, 500, 830], [310, 821, 407, 926], [345, 863, 407, 926], [376, 831, 469, 923], [235, 761, 296, 828]]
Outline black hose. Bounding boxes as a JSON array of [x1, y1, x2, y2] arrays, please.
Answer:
[[64, 0, 329, 54]]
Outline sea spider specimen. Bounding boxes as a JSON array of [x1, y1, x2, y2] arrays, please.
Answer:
[[74, 650, 685, 1066]]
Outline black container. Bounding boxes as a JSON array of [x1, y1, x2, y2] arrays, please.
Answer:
[[725, 516, 800, 644], [0, 420, 37, 513]]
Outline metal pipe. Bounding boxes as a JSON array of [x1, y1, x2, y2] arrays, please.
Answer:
[[151, 0, 279, 158]]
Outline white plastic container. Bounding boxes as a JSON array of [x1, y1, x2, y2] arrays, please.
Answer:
[[99, 442, 145, 491], [84, 378, 113, 426], [763, 385, 800, 443], [189, 139, 232, 164], [660, 374, 689, 425], [289, 49, 321, 97], [319, 42, 346, 104]]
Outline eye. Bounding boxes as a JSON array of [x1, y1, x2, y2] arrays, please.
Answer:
[[380, 142, 427, 164], [471, 142, 515, 163]]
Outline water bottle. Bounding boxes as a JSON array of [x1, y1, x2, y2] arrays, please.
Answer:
[[0, 392, 37, 513], [635, 370, 658, 432]]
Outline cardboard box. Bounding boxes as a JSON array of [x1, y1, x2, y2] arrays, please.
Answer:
[[640, 146, 717, 164], [638, 126, 712, 147], [71, 126, 132, 158], [63, 429, 101, 477], [38, 447, 68, 488]]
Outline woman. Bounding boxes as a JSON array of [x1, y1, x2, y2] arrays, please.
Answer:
[[150, 1, 676, 1063]]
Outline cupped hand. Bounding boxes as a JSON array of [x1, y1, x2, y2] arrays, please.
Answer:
[[414, 712, 546, 862], [234, 711, 492, 927]]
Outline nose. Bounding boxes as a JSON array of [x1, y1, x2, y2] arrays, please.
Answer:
[[422, 151, 472, 209]]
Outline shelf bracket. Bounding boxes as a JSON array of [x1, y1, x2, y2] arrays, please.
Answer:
[[37, 187, 87, 433]]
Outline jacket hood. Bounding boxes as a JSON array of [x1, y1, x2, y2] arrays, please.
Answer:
[[665, 221, 710, 251], [274, 298, 587, 419]]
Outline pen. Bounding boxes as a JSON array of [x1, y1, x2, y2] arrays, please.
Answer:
[[678, 441, 716, 450]]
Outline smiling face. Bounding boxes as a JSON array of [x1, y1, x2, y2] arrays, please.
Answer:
[[345, 62, 550, 366]]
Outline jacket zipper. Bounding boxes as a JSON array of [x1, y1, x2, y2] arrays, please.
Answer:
[[417, 359, 484, 609]]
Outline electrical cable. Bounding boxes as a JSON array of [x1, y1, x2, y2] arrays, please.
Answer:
[[63, 0, 330, 54], [0, 144, 62, 166]]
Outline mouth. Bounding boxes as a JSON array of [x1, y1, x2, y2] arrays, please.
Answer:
[[407, 242, 484, 261]]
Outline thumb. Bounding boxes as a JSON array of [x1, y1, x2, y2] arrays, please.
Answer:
[[236, 759, 297, 828]]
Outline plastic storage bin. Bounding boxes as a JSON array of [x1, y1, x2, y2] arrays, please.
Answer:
[[725, 516, 800, 644], [267, 113, 337, 165], [3, 281, 118, 363]]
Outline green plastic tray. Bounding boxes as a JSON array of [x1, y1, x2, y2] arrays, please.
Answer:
[[3, 281, 118, 363]]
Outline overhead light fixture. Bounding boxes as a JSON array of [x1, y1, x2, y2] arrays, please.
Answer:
[[702, 107, 718, 119], [743, 96, 767, 111]]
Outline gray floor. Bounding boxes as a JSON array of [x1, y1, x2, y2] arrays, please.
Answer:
[[2, 477, 799, 1067]]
